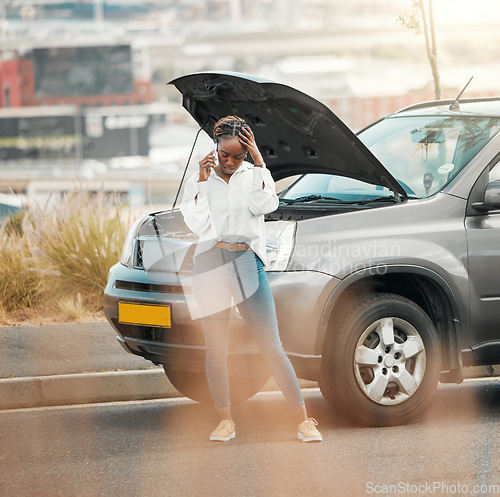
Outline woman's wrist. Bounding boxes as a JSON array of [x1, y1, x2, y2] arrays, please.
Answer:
[[252, 156, 265, 168]]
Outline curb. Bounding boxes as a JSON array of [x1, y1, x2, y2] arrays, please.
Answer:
[[0, 369, 182, 411], [0, 370, 319, 411], [0, 365, 500, 411], [1, 365, 498, 411]]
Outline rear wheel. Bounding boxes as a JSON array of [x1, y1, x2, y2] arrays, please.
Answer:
[[163, 362, 271, 404], [319, 293, 441, 426]]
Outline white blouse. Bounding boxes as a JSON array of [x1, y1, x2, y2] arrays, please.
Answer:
[[180, 161, 279, 265]]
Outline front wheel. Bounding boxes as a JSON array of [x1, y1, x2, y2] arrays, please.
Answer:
[[319, 293, 441, 426]]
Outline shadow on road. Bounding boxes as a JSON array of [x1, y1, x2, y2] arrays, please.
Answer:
[[422, 379, 500, 424], [92, 377, 500, 439]]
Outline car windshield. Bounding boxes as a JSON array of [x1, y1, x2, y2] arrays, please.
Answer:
[[281, 114, 500, 201], [279, 174, 396, 204]]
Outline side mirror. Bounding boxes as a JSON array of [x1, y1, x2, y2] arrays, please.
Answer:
[[472, 180, 500, 212]]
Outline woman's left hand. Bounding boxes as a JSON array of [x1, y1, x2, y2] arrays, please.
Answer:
[[239, 126, 265, 167]]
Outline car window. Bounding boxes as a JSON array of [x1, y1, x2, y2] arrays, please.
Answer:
[[489, 160, 500, 182], [359, 115, 500, 198]]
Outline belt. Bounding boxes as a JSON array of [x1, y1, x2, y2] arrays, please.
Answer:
[[215, 241, 248, 252]]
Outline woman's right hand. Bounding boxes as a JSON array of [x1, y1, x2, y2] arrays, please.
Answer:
[[198, 149, 216, 182]]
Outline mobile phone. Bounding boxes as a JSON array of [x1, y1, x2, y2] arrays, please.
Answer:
[[211, 144, 219, 167]]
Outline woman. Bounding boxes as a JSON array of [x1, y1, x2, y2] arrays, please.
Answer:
[[180, 116, 321, 443]]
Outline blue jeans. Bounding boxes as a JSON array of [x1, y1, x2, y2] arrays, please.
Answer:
[[192, 246, 305, 410]]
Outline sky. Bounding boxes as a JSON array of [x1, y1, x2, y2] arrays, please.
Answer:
[[433, 0, 500, 26]]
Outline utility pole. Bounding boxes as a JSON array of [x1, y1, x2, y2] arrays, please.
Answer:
[[418, 0, 441, 99], [229, 0, 242, 23], [399, 0, 442, 100], [94, 0, 104, 28]]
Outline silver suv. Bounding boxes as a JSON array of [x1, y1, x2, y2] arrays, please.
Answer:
[[104, 72, 500, 426]]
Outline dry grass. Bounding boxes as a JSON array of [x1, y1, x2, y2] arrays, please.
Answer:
[[0, 306, 106, 326], [0, 223, 43, 312], [57, 293, 86, 322], [0, 189, 133, 325]]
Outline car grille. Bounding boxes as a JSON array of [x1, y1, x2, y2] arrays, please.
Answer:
[[111, 317, 203, 345], [115, 280, 191, 294]]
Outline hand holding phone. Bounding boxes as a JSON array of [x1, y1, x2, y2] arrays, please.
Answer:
[[198, 145, 217, 182]]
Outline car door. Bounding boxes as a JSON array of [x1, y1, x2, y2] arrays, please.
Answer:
[[465, 159, 500, 364]]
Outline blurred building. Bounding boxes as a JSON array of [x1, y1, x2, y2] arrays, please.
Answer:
[[0, 56, 35, 107], [0, 43, 152, 109], [0, 104, 165, 161], [327, 80, 500, 131], [1, 0, 498, 207]]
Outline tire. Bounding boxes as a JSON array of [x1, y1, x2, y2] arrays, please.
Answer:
[[319, 293, 441, 426], [163, 362, 271, 404]]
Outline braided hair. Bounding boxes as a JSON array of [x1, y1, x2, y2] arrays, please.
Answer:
[[213, 116, 249, 144]]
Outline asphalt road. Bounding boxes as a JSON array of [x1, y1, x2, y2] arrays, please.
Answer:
[[1, 379, 499, 497], [0, 322, 155, 378]]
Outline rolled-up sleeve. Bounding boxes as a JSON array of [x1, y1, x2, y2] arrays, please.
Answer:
[[180, 175, 213, 235], [248, 167, 279, 216]]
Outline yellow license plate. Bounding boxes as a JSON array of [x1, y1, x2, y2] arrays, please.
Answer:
[[118, 301, 171, 328]]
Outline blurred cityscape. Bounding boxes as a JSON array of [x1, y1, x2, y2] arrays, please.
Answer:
[[1, 0, 500, 214]]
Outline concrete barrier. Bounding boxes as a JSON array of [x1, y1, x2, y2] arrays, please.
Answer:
[[0, 369, 319, 411], [0, 369, 181, 410]]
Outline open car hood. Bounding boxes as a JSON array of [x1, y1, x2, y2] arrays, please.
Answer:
[[169, 72, 406, 199]]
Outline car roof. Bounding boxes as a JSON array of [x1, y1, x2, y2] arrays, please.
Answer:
[[392, 97, 500, 118]]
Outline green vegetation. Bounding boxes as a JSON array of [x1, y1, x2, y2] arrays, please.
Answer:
[[0, 190, 132, 324]]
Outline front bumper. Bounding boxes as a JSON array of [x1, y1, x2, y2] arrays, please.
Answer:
[[104, 262, 334, 379]]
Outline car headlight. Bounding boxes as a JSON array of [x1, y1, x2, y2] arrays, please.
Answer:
[[120, 215, 148, 267], [265, 220, 296, 271]]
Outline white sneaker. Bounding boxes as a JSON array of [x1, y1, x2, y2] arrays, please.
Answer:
[[210, 419, 236, 441], [298, 418, 322, 442]]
